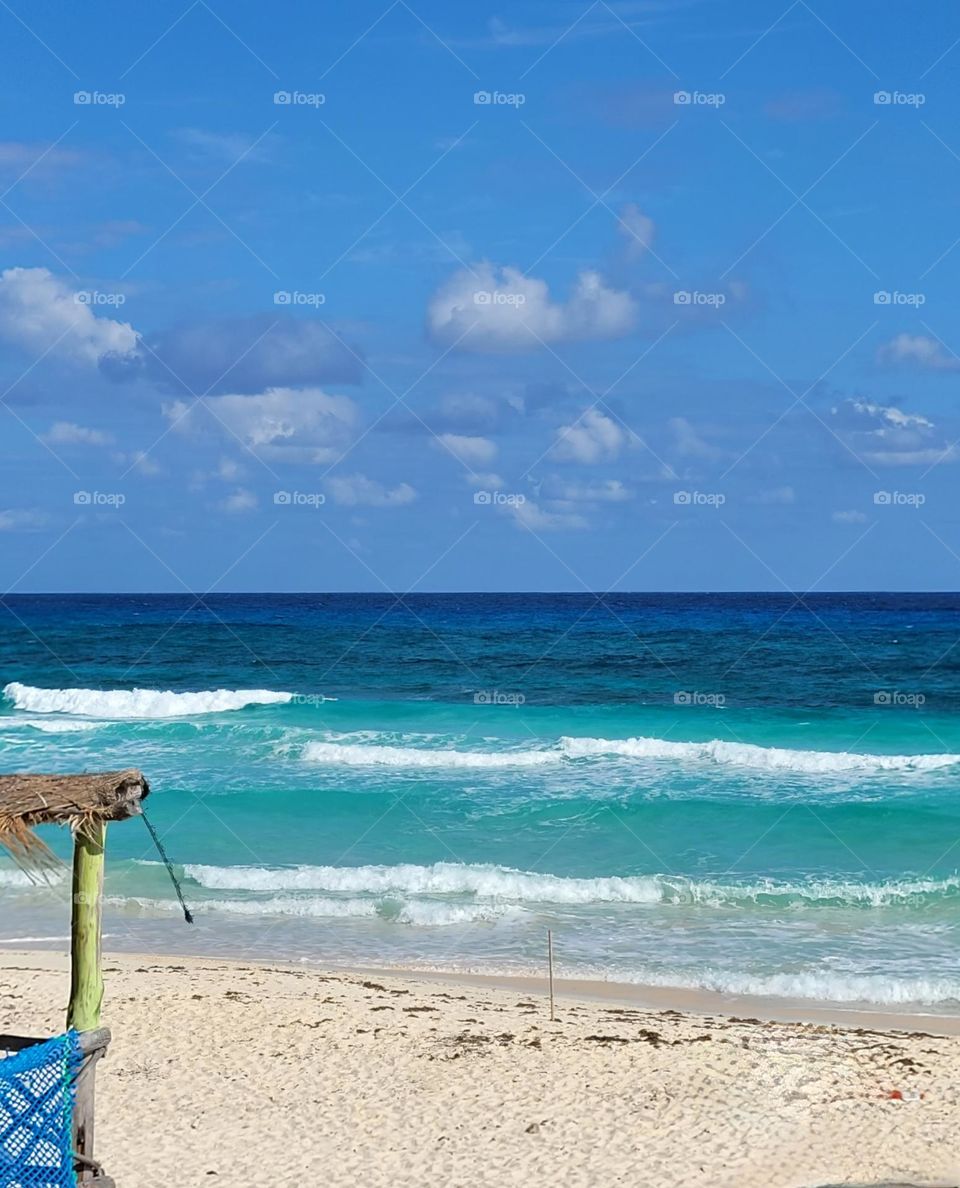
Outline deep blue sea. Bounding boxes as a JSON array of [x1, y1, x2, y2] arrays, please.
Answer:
[[2, 592, 960, 1010]]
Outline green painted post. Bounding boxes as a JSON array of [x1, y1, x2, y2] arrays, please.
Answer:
[[67, 821, 105, 1032]]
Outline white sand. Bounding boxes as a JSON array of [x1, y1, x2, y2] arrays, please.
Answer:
[[3, 951, 960, 1188]]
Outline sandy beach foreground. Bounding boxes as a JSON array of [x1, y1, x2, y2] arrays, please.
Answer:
[[2, 952, 959, 1188]]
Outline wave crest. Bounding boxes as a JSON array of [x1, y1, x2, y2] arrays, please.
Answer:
[[3, 682, 294, 719], [300, 733, 960, 775], [559, 735, 960, 773], [621, 966, 960, 1006], [110, 891, 520, 927], [181, 861, 960, 909], [301, 740, 558, 768]]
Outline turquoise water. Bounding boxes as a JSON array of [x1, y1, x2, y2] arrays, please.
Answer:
[[2, 593, 960, 1009]]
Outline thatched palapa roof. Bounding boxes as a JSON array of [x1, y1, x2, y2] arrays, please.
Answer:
[[0, 769, 150, 865]]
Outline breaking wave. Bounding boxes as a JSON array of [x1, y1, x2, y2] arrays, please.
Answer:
[[300, 733, 960, 775], [618, 966, 960, 1006], [3, 682, 295, 719], [181, 861, 960, 909], [109, 892, 520, 926], [301, 740, 558, 768], [558, 735, 960, 773]]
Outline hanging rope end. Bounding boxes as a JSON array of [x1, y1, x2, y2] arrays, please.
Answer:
[[141, 805, 195, 927]]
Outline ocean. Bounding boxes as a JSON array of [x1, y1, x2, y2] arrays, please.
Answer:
[[1, 592, 959, 1010]]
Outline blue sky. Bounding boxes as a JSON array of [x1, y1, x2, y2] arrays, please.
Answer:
[[1, 0, 959, 591]]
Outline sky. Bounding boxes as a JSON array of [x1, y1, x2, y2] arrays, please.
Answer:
[[1, 0, 959, 592]]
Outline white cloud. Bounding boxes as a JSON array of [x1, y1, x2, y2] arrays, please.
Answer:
[[166, 386, 358, 464], [878, 334, 960, 371], [552, 408, 633, 464], [832, 509, 867, 524], [546, 478, 632, 503], [42, 421, 113, 447], [215, 457, 244, 481], [435, 433, 498, 465], [464, 471, 505, 488], [427, 263, 637, 352], [172, 128, 271, 163], [435, 392, 501, 431], [0, 267, 138, 365], [510, 499, 588, 531], [617, 203, 655, 259], [0, 142, 85, 176], [833, 397, 954, 467], [0, 508, 48, 531], [145, 314, 362, 394], [327, 473, 417, 507], [849, 400, 933, 431], [670, 417, 722, 459], [114, 449, 161, 476], [220, 488, 258, 514], [865, 446, 958, 466], [190, 456, 243, 491]]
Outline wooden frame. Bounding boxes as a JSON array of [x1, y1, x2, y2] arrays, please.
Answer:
[[0, 1028, 114, 1186], [0, 768, 150, 1185]]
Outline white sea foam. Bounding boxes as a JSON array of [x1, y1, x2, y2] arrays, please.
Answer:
[[108, 892, 519, 926], [0, 935, 71, 944], [0, 868, 66, 888], [184, 860, 661, 902], [3, 682, 294, 719], [393, 901, 524, 926], [301, 732, 960, 775], [181, 861, 960, 909], [108, 894, 379, 919], [0, 716, 104, 733], [301, 740, 559, 768], [616, 966, 960, 1006], [207, 896, 380, 919], [559, 735, 960, 774]]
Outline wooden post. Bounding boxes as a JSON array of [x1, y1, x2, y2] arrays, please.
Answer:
[[547, 928, 555, 1022], [0, 769, 147, 1188], [68, 820, 106, 1179], [67, 821, 106, 1032]]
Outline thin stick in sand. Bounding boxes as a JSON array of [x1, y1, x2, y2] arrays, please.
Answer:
[[547, 928, 555, 1021]]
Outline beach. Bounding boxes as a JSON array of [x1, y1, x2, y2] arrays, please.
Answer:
[[3, 949, 959, 1188], [5, 595, 960, 1185]]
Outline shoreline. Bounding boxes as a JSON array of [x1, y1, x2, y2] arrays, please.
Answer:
[[351, 963, 960, 1037], [5, 945, 960, 1036], [3, 949, 960, 1185]]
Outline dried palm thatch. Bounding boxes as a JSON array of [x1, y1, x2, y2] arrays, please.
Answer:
[[0, 769, 149, 869]]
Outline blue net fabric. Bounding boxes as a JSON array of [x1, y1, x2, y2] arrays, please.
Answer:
[[0, 1032, 82, 1188]]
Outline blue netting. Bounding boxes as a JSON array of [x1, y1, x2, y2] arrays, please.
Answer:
[[0, 1032, 81, 1188]]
